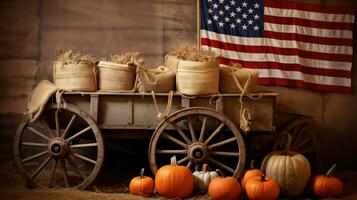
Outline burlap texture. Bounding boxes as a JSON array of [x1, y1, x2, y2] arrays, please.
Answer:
[[136, 66, 176, 93], [97, 61, 136, 91]]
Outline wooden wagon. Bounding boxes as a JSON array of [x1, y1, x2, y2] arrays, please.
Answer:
[[13, 91, 316, 189]]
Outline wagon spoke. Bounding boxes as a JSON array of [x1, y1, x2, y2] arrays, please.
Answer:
[[55, 110, 60, 137], [22, 151, 48, 163], [71, 152, 97, 165], [210, 151, 239, 157], [292, 124, 307, 146], [156, 149, 187, 154], [294, 137, 312, 150], [60, 159, 69, 187], [62, 115, 76, 139], [207, 156, 235, 174], [67, 156, 85, 179], [204, 122, 225, 145], [187, 116, 197, 142], [177, 156, 189, 165], [169, 121, 192, 145], [66, 127, 91, 142], [208, 137, 236, 150], [27, 127, 50, 141], [21, 142, 48, 148], [70, 143, 98, 148], [161, 132, 188, 148], [31, 156, 52, 179], [187, 161, 193, 168], [48, 158, 58, 187], [38, 119, 54, 138], [198, 116, 207, 142]]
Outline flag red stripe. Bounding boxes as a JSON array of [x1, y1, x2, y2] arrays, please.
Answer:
[[257, 77, 351, 93], [265, 0, 355, 15], [202, 38, 352, 62], [265, 15, 353, 30], [219, 57, 351, 78], [264, 31, 353, 46]]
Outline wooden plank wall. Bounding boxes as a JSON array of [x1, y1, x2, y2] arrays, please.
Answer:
[[0, 0, 356, 169]]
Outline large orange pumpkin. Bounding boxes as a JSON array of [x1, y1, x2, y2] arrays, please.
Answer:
[[155, 156, 193, 198], [311, 164, 343, 198], [129, 168, 154, 196], [245, 175, 280, 200], [208, 170, 241, 200], [242, 160, 263, 191]]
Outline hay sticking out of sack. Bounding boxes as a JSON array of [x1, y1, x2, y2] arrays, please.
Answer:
[[108, 52, 144, 67], [54, 49, 97, 65], [169, 44, 218, 62]]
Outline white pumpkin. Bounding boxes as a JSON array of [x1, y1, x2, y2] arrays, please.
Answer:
[[193, 164, 219, 194]]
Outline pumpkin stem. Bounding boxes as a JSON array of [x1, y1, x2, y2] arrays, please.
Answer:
[[326, 164, 337, 177], [203, 164, 208, 174], [284, 134, 292, 154], [216, 169, 225, 177], [170, 156, 177, 166], [260, 175, 266, 182], [140, 168, 145, 179], [250, 160, 255, 169]]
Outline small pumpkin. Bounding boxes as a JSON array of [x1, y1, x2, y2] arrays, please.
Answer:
[[155, 156, 194, 198], [208, 170, 241, 200], [241, 160, 263, 191], [261, 134, 311, 197], [245, 175, 280, 200], [311, 164, 343, 198], [193, 164, 219, 194], [129, 168, 154, 196]]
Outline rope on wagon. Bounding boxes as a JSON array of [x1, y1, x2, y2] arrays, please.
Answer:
[[151, 90, 174, 120]]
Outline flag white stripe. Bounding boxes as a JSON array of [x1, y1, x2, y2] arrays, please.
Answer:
[[265, 22, 353, 39], [258, 69, 351, 87], [202, 45, 352, 71], [201, 30, 353, 55], [265, 7, 355, 23]]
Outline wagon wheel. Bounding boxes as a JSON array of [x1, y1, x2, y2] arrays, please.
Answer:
[[273, 116, 317, 165], [149, 107, 246, 178], [14, 103, 104, 189]]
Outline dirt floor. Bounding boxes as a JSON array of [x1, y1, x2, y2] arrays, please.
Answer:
[[0, 158, 356, 200]]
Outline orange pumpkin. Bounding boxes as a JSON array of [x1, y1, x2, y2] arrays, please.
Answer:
[[245, 175, 280, 200], [129, 168, 154, 196], [311, 164, 343, 198], [242, 160, 263, 191], [155, 156, 193, 198], [208, 170, 241, 200]]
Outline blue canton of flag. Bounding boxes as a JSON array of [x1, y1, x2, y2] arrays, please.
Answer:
[[201, 0, 264, 37]]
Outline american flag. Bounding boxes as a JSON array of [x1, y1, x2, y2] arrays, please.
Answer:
[[200, 0, 355, 93]]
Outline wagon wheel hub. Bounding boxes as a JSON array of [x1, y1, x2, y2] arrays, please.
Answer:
[[48, 138, 69, 158], [188, 142, 208, 163]]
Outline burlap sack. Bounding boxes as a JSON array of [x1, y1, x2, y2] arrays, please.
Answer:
[[53, 61, 97, 91], [97, 61, 136, 91], [136, 66, 176, 93], [177, 59, 220, 95], [164, 55, 179, 72], [220, 64, 259, 94], [26, 80, 57, 122]]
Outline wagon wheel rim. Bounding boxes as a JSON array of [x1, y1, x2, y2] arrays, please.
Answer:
[[149, 107, 246, 178], [14, 104, 104, 189], [274, 116, 317, 162]]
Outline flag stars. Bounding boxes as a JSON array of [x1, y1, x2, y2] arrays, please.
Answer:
[[207, 19, 212, 24], [248, 19, 253, 25], [248, 8, 254, 14], [254, 3, 260, 9], [213, 15, 219, 21], [218, 21, 224, 27], [224, 17, 230, 22], [208, 8, 213, 14], [242, 2, 248, 7], [254, 25, 259, 30], [219, 0, 225, 4], [242, 24, 248, 30], [230, 23, 236, 29], [236, 18, 242, 24], [242, 13, 248, 19], [219, 10, 224, 15], [230, 12, 236, 17], [236, 7, 242, 12], [224, 5, 230, 10], [254, 14, 259, 20], [230, 0, 236, 5], [208, 0, 213, 2], [213, 3, 218, 9]]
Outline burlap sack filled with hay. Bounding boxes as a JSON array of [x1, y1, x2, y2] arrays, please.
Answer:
[[220, 64, 259, 94], [98, 53, 142, 92], [26, 80, 57, 122], [170, 45, 220, 95], [53, 49, 97, 92], [164, 55, 179, 72], [136, 66, 176, 93]]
